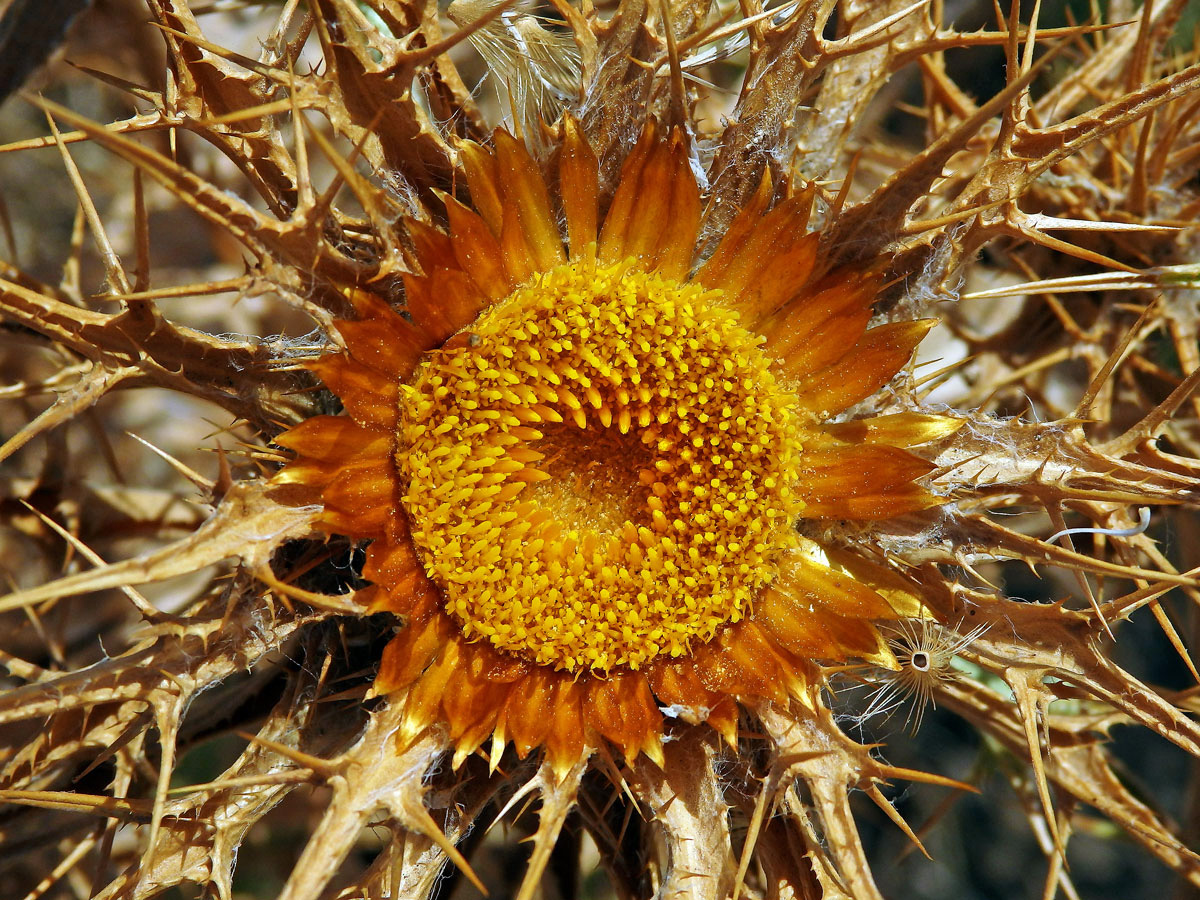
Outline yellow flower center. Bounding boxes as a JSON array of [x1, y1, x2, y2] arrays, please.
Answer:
[[398, 259, 804, 673]]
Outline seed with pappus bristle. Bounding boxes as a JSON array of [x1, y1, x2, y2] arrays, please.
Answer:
[[863, 619, 989, 733]]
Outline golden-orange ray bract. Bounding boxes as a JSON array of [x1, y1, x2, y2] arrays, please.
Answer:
[[273, 118, 957, 776]]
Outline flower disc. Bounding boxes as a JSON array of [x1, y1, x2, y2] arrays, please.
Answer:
[[398, 259, 804, 673]]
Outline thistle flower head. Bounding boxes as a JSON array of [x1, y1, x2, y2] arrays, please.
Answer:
[[272, 119, 951, 773]]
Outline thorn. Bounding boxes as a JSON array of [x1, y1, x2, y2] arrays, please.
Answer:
[[659, 0, 686, 131], [126, 432, 215, 491], [254, 564, 367, 615], [1009, 671, 1066, 863], [18, 500, 163, 621], [214, 442, 234, 501], [1043, 504, 1116, 641], [732, 784, 770, 900], [866, 784, 931, 860], [235, 731, 338, 778], [39, 102, 132, 296], [409, 801, 489, 896]]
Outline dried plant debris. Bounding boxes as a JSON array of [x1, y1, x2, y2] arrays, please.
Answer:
[[1, 1, 1200, 899]]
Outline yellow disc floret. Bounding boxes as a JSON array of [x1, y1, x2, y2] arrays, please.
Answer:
[[398, 259, 804, 673]]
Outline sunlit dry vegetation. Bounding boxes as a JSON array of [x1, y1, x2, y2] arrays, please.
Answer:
[[2, 1, 1200, 898]]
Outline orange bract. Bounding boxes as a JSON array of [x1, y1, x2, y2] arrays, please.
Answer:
[[273, 119, 955, 775]]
